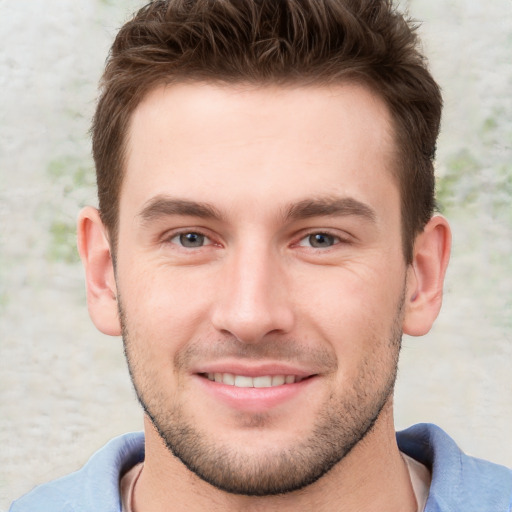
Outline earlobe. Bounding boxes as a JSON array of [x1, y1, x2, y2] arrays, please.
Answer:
[[77, 206, 122, 336], [403, 215, 451, 336]]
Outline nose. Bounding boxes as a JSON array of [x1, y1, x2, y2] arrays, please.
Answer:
[[211, 245, 295, 344]]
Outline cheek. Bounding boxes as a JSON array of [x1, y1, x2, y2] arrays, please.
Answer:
[[117, 261, 216, 354], [291, 264, 404, 357], [295, 262, 401, 317]]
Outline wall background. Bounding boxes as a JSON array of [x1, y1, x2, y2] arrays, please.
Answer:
[[1, 0, 511, 508]]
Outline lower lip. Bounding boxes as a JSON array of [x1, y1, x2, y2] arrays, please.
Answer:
[[195, 375, 316, 412]]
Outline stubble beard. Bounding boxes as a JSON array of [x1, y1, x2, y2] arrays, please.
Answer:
[[119, 295, 404, 497]]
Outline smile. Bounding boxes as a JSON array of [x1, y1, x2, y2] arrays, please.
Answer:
[[203, 373, 305, 387], [196, 370, 318, 411]]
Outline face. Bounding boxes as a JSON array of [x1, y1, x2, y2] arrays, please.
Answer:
[[116, 83, 408, 495]]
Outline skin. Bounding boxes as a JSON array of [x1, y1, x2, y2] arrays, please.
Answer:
[[78, 83, 451, 511]]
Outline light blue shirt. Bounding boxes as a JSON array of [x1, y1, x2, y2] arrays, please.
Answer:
[[10, 424, 512, 511]]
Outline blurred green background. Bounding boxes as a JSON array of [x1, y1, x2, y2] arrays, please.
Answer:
[[1, 0, 511, 508]]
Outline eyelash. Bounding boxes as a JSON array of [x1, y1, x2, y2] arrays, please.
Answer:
[[161, 229, 351, 251], [295, 230, 349, 250], [163, 229, 217, 249]]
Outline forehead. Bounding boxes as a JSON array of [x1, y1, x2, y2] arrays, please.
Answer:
[[122, 82, 398, 222]]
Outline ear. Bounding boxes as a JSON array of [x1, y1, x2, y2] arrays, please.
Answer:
[[77, 206, 121, 336], [402, 215, 451, 336]]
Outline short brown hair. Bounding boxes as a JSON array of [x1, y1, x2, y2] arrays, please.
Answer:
[[92, 0, 442, 262]]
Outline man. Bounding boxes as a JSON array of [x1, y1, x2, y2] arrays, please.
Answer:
[[10, 0, 512, 510]]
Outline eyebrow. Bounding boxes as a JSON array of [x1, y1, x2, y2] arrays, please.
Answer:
[[138, 196, 224, 224], [137, 195, 376, 225], [284, 197, 377, 223]]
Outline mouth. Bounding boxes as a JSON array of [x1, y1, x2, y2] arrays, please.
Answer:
[[195, 369, 318, 412], [199, 372, 310, 388]]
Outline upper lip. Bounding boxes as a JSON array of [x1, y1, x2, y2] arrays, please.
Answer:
[[192, 361, 318, 378]]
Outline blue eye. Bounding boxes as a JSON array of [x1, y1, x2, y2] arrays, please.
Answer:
[[299, 233, 339, 248], [171, 232, 209, 248]]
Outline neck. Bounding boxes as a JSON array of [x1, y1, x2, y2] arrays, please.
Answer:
[[133, 405, 417, 512]]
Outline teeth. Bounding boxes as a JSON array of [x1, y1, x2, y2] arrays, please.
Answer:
[[271, 375, 285, 386], [223, 373, 235, 386], [205, 373, 302, 387], [254, 376, 272, 388], [234, 375, 253, 388]]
